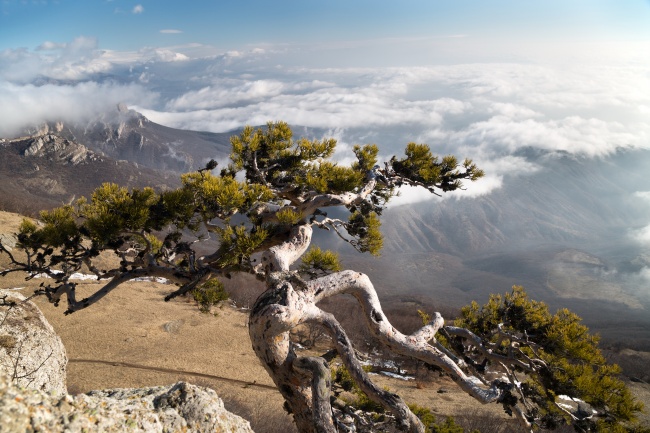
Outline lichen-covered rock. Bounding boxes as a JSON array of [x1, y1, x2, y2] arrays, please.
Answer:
[[22, 134, 99, 165], [0, 290, 67, 395], [0, 372, 255, 433], [0, 290, 254, 432], [0, 233, 16, 251]]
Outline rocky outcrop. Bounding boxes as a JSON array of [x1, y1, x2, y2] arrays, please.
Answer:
[[0, 373, 255, 432], [0, 290, 67, 396], [0, 290, 255, 432], [11, 104, 231, 173], [21, 134, 101, 165], [0, 233, 16, 252]]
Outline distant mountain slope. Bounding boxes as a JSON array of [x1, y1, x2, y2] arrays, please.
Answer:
[[21, 104, 232, 173], [382, 148, 650, 257], [0, 134, 178, 215], [358, 148, 650, 347]]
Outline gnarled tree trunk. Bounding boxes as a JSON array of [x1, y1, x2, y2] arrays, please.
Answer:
[[248, 223, 506, 432]]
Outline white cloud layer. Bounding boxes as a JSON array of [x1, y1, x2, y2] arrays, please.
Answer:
[[0, 36, 111, 82], [1, 38, 649, 200], [134, 61, 650, 170]]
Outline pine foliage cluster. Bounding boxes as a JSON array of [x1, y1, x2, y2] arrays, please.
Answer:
[[456, 287, 644, 432]]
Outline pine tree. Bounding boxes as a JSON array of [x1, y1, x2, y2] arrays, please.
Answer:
[[1, 122, 642, 433]]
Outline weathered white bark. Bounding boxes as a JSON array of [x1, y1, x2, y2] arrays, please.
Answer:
[[262, 225, 313, 273], [247, 215, 512, 432], [293, 357, 336, 433], [249, 221, 425, 432], [248, 281, 316, 432], [249, 224, 326, 432], [308, 271, 503, 403]]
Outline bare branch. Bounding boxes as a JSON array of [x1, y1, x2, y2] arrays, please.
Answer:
[[293, 356, 336, 433], [308, 271, 505, 404], [304, 307, 424, 433], [311, 217, 366, 253], [444, 326, 542, 372]]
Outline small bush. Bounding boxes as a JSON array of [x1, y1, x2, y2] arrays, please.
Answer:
[[333, 364, 356, 392], [191, 278, 228, 313], [332, 364, 385, 413], [408, 403, 471, 433], [299, 246, 341, 278]]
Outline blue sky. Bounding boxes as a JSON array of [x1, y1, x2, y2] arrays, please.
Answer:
[[2, 1, 649, 59]]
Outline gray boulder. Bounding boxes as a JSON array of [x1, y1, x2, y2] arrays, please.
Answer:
[[0, 290, 255, 432], [0, 233, 16, 251], [0, 372, 255, 432], [0, 289, 67, 395]]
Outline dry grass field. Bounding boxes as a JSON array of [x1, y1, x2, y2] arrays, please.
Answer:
[[1, 210, 648, 432]]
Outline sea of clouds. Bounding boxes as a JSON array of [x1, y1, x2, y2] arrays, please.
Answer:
[[1, 36, 649, 203]]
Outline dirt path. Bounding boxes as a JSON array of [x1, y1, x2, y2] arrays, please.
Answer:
[[69, 358, 277, 391]]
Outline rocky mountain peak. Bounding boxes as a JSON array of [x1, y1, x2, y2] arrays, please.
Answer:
[[20, 134, 100, 166], [4, 105, 230, 173], [17, 120, 65, 139]]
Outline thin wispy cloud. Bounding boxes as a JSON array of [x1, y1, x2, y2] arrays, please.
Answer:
[[132, 4, 144, 14], [160, 29, 183, 34], [36, 41, 67, 51]]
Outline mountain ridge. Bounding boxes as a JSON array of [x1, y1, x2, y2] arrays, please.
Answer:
[[16, 104, 232, 173], [0, 133, 178, 216], [383, 148, 650, 257]]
